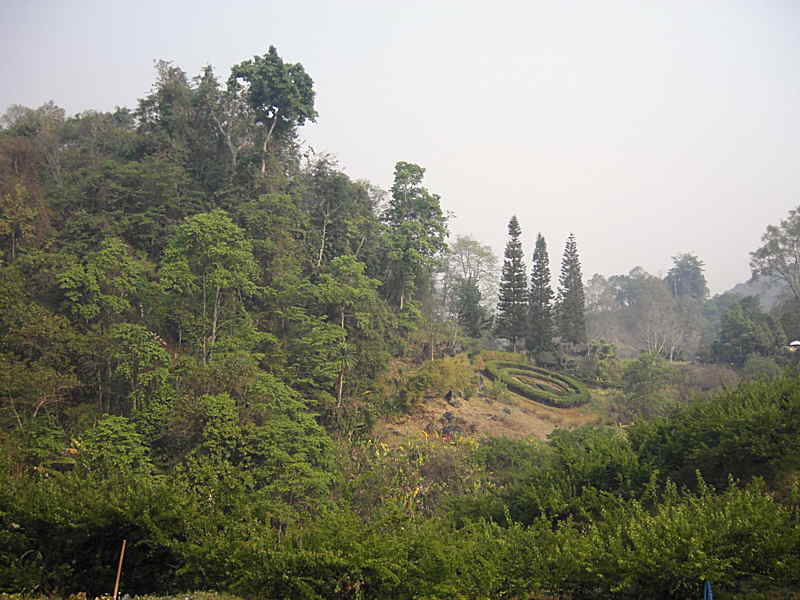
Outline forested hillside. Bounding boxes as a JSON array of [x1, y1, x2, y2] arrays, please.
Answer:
[[2, 47, 800, 599]]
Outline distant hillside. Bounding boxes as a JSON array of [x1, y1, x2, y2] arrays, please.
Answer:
[[726, 275, 788, 311]]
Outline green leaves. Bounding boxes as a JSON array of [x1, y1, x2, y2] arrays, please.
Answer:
[[78, 415, 152, 476], [528, 232, 554, 353], [57, 237, 149, 326], [381, 162, 448, 310], [631, 377, 800, 487], [751, 205, 800, 303], [713, 296, 786, 365], [0, 182, 39, 262], [161, 210, 258, 298], [228, 46, 317, 132], [161, 210, 258, 363]]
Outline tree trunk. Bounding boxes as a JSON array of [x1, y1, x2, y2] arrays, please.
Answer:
[[260, 112, 279, 176], [355, 234, 366, 258], [260, 135, 268, 175], [201, 273, 208, 365], [11, 404, 23, 431], [209, 285, 221, 363], [211, 112, 239, 170], [337, 368, 345, 408], [317, 215, 328, 268], [97, 371, 103, 412]]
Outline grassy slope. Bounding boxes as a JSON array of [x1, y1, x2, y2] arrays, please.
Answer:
[[373, 357, 607, 445]]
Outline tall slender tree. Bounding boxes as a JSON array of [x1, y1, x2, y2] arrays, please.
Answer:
[[496, 215, 527, 351], [381, 161, 448, 310], [557, 233, 586, 344], [228, 46, 317, 177], [527, 233, 554, 353]]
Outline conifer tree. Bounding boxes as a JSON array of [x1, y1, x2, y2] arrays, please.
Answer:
[[496, 215, 528, 351], [557, 233, 587, 344], [527, 233, 554, 353]]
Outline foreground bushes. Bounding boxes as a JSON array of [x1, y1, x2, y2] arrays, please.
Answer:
[[631, 376, 800, 488], [3, 459, 799, 599], [3, 377, 800, 598]]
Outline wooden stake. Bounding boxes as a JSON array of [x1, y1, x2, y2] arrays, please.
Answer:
[[112, 539, 127, 600]]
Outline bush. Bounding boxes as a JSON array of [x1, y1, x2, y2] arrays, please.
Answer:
[[631, 377, 800, 488], [742, 354, 783, 381]]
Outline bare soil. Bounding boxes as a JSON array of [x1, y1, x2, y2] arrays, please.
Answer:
[[373, 387, 603, 446]]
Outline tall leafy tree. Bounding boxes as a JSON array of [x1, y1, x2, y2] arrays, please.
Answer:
[[617, 353, 673, 421], [57, 237, 150, 327], [527, 233, 554, 353], [315, 255, 383, 406], [713, 296, 786, 365], [0, 183, 39, 262], [381, 161, 448, 311], [228, 46, 317, 177], [441, 235, 499, 314], [495, 215, 527, 351], [665, 253, 708, 300], [160, 210, 258, 364], [750, 205, 800, 303], [300, 156, 380, 269], [189, 65, 249, 190], [136, 61, 194, 157], [557, 233, 586, 344], [2, 101, 66, 186]]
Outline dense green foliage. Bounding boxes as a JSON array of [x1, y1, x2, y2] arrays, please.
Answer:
[[4, 376, 800, 598], [712, 296, 786, 366], [665, 253, 709, 301], [3, 46, 800, 600]]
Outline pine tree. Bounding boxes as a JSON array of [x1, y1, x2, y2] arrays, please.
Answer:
[[496, 215, 528, 351], [557, 233, 586, 344], [527, 233, 554, 353]]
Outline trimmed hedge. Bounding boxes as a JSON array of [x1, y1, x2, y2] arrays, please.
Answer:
[[484, 361, 590, 408], [506, 370, 567, 393]]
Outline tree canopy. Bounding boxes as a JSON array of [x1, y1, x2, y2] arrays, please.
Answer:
[[751, 205, 800, 303]]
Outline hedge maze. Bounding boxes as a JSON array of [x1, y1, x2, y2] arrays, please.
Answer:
[[484, 360, 591, 408]]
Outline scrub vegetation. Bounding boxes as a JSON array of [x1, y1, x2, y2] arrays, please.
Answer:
[[2, 46, 800, 599]]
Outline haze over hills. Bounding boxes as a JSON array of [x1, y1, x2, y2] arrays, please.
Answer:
[[2, 2, 799, 293], [726, 274, 789, 311]]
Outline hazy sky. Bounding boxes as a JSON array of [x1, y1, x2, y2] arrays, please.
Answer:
[[2, 0, 799, 293]]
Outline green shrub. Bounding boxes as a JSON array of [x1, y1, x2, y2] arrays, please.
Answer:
[[484, 360, 590, 408], [631, 377, 800, 488]]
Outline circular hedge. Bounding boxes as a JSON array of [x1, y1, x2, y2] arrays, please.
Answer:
[[484, 360, 591, 408]]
